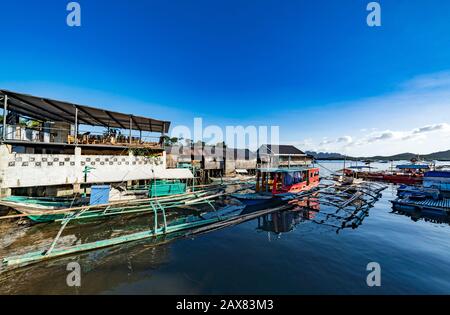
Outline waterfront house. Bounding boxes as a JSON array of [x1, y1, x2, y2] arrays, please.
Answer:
[[225, 148, 257, 175], [257, 144, 313, 168], [0, 90, 192, 197]]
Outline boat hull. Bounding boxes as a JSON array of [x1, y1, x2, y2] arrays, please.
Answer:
[[231, 193, 274, 206]]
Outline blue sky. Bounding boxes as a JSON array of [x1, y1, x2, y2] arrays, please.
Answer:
[[1, 0, 450, 156]]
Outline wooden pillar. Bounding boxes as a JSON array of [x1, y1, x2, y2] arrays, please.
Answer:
[[256, 171, 260, 192]]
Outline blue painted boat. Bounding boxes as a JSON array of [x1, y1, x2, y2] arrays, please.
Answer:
[[230, 193, 274, 206], [397, 184, 440, 200]]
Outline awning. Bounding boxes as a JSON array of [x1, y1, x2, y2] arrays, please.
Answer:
[[0, 89, 170, 133], [397, 164, 430, 170]]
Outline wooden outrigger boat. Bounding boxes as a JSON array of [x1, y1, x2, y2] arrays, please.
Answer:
[[231, 167, 320, 206], [0, 189, 222, 223], [1, 196, 296, 271], [0, 179, 254, 223]]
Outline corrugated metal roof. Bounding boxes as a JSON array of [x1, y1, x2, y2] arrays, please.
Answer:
[[258, 145, 306, 155], [0, 89, 170, 133]]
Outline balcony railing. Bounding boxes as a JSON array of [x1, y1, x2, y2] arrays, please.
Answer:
[[0, 125, 162, 148]]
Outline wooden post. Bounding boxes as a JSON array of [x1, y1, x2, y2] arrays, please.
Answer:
[[256, 171, 260, 192]]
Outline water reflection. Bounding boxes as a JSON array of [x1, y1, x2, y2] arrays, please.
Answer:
[[257, 200, 320, 235], [392, 206, 450, 225], [0, 229, 188, 294]]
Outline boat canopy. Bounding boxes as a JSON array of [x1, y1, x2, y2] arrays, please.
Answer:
[[348, 166, 377, 170], [425, 171, 450, 178], [396, 164, 430, 170]]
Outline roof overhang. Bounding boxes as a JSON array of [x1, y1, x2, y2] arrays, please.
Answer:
[[0, 89, 170, 133]]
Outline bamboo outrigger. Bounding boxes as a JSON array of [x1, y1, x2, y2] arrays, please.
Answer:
[[0, 180, 254, 223]]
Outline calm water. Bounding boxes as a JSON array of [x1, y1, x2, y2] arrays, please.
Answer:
[[0, 161, 449, 295]]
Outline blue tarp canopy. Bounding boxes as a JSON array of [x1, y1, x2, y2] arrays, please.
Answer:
[[425, 171, 450, 178], [348, 166, 377, 170], [397, 164, 430, 170]]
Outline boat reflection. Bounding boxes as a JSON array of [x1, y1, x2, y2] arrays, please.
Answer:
[[392, 205, 450, 225], [257, 198, 320, 235]]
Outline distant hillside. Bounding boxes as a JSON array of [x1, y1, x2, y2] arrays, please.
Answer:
[[306, 151, 348, 160], [422, 150, 450, 161], [360, 150, 450, 161], [363, 153, 417, 161], [307, 150, 450, 161]]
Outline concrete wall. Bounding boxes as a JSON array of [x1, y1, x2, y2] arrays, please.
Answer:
[[0, 144, 166, 191]]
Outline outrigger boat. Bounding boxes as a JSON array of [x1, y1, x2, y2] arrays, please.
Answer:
[[1, 196, 294, 271], [0, 189, 223, 223], [0, 179, 234, 223], [231, 167, 320, 206]]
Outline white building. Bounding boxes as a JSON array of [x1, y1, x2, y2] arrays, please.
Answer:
[[0, 90, 192, 197]]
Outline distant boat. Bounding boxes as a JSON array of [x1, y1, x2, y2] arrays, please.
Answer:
[[340, 163, 431, 185]]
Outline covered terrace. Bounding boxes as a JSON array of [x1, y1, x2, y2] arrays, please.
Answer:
[[0, 90, 171, 149]]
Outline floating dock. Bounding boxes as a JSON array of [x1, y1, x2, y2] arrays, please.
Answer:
[[391, 197, 450, 213]]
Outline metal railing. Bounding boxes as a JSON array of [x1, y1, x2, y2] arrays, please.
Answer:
[[0, 124, 162, 148]]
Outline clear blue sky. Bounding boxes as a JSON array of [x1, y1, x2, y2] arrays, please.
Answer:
[[1, 0, 450, 155]]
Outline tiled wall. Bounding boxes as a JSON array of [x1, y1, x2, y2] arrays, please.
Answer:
[[0, 152, 165, 189]]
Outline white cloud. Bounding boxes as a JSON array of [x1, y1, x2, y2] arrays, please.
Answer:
[[306, 122, 450, 156], [366, 131, 396, 143], [315, 71, 450, 155], [411, 123, 450, 134]]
